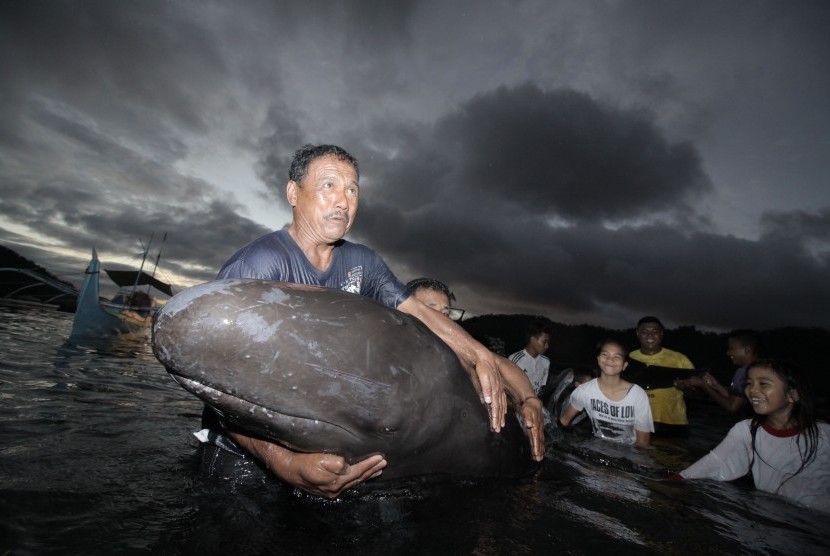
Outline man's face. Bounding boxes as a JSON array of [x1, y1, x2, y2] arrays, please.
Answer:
[[288, 155, 359, 244], [726, 337, 751, 366], [528, 332, 550, 357], [413, 288, 451, 317], [636, 323, 663, 354]]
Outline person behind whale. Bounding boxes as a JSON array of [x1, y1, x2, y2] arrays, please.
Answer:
[[508, 320, 553, 397], [405, 277, 455, 318], [404, 276, 542, 432], [199, 144, 545, 499], [559, 339, 654, 448]]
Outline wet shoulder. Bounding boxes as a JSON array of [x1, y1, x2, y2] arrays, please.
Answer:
[[335, 238, 380, 261]]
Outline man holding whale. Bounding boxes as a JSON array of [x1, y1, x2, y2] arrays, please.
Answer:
[[203, 144, 545, 498]]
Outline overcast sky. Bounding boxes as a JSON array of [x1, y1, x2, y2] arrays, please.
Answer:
[[1, 0, 828, 331]]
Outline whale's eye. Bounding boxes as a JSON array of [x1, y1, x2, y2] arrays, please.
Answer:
[[460, 409, 468, 420]]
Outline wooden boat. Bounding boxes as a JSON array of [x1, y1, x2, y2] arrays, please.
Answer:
[[0, 268, 78, 311], [0, 245, 79, 311], [70, 238, 173, 337]]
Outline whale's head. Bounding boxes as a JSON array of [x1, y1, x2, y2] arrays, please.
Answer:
[[153, 279, 478, 462]]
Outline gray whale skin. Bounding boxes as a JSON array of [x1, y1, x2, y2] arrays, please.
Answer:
[[152, 279, 534, 481]]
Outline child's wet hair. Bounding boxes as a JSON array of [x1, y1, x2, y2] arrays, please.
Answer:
[[748, 359, 815, 419], [747, 359, 819, 486]]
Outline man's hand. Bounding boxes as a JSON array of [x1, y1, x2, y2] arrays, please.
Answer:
[[280, 452, 387, 499], [473, 348, 508, 432], [519, 396, 545, 461], [397, 295, 509, 432], [675, 375, 705, 390], [229, 431, 387, 499], [492, 354, 546, 461]]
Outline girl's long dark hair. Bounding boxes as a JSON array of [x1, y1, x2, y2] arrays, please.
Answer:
[[748, 359, 819, 491]]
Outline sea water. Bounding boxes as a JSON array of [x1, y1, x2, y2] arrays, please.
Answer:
[[1, 303, 828, 555]]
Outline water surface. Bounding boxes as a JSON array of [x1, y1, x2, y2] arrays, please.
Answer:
[[1, 303, 827, 555]]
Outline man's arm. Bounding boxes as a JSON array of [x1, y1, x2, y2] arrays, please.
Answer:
[[398, 296, 544, 461], [228, 431, 387, 499], [495, 354, 544, 461], [559, 403, 582, 427], [676, 372, 746, 413], [457, 354, 544, 461], [398, 296, 507, 431]]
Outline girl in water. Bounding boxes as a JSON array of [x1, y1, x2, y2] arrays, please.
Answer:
[[559, 339, 654, 448], [678, 359, 830, 512]]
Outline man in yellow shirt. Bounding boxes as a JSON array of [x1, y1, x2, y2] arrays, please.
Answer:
[[629, 316, 694, 435]]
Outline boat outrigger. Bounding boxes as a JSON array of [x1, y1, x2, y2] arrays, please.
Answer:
[[70, 235, 174, 337]]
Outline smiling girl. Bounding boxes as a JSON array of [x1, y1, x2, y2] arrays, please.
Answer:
[[678, 360, 830, 512], [559, 339, 654, 448]]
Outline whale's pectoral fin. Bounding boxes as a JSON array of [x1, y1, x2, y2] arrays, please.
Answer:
[[550, 369, 575, 411], [540, 368, 575, 416]]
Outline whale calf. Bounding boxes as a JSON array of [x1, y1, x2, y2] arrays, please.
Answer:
[[152, 279, 534, 481]]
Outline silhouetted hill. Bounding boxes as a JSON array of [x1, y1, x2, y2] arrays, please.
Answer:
[[0, 245, 78, 311]]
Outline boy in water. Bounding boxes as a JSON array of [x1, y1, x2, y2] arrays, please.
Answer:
[[405, 277, 545, 442], [677, 329, 760, 418], [509, 321, 553, 396]]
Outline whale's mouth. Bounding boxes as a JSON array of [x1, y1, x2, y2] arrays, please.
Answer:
[[170, 374, 365, 452]]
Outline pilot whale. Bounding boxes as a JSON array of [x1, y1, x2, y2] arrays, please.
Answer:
[[152, 279, 535, 481]]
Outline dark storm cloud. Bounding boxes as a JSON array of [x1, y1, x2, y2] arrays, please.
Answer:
[[255, 103, 307, 197], [0, 87, 267, 288], [344, 83, 828, 329], [0, 102, 202, 228], [352, 83, 711, 256], [4, 197, 269, 293], [0, 0, 224, 135], [361, 198, 830, 330], [1, 0, 827, 330], [438, 85, 711, 221], [0, 0, 275, 287], [0, 161, 266, 287], [761, 208, 830, 247]]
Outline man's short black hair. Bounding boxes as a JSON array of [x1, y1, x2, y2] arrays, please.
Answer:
[[288, 144, 360, 184], [405, 277, 456, 302], [637, 316, 664, 330], [527, 319, 552, 340], [728, 329, 762, 353]]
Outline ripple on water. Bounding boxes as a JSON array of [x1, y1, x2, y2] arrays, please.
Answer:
[[2, 303, 830, 555]]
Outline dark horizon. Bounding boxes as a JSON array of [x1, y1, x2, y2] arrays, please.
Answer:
[[3, 242, 829, 336]]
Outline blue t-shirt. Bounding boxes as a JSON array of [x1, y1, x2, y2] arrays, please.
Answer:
[[202, 228, 411, 434], [729, 365, 748, 397], [215, 229, 410, 309], [729, 365, 754, 419]]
